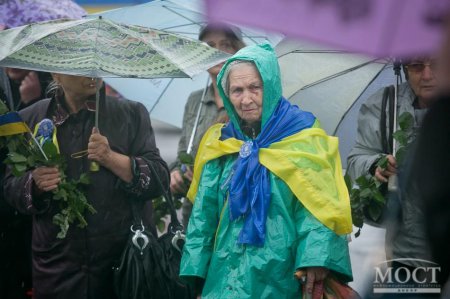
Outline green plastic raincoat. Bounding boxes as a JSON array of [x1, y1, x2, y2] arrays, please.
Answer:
[[179, 44, 352, 298]]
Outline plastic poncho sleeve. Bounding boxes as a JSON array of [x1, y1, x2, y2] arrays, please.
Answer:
[[180, 158, 223, 279], [294, 200, 353, 282]]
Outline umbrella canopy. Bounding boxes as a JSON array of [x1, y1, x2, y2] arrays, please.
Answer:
[[0, 17, 230, 79], [277, 38, 392, 135], [89, 0, 282, 128], [276, 39, 397, 163], [0, 0, 86, 28], [206, 0, 450, 58]]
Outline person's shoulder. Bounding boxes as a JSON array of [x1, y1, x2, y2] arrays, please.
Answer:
[[361, 84, 396, 110], [105, 96, 147, 113], [18, 98, 51, 122], [187, 87, 211, 104], [367, 85, 391, 101]]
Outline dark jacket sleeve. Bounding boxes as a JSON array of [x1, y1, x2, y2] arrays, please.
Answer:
[[118, 101, 169, 199], [3, 99, 52, 215]]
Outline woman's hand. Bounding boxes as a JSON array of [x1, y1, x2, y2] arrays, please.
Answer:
[[32, 166, 60, 192], [19, 71, 41, 104], [170, 166, 193, 196], [88, 127, 112, 166], [88, 127, 133, 182], [374, 154, 397, 183], [305, 267, 329, 296]]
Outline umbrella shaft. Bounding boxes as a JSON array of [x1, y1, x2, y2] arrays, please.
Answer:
[[187, 76, 210, 155]]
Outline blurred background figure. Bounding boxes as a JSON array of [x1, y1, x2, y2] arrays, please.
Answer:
[[410, 10, 450, 297], [347, 54, 441, 298], [0, 1, 86, 298], [0, 0, 85, 28], [4, 68, 52, 110], [169, 23, 245, 228]]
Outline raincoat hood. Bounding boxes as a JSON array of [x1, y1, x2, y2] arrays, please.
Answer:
[[217, 43, 282, 133]]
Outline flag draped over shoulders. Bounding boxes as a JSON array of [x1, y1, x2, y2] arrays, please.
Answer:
[[187, 102, 352, 237]]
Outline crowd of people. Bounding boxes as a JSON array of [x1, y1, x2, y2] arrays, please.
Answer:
[[1, 4, 450, 299]]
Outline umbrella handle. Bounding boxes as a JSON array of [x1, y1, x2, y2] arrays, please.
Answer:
[[90, 79, 102, 172]]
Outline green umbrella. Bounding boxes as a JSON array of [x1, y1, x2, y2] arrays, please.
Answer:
[[0, 16, 230, 130], [0, 17, 230, 78]]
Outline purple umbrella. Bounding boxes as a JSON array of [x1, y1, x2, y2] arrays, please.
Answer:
[[0, 0, 86, 28], [205, 0, 450, 58]]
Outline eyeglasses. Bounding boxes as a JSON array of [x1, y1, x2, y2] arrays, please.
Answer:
[[405, 61, 437, 73]]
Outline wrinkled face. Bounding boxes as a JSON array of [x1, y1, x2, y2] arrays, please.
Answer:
[[228, 63, 263, 125], [52, 73, 102, 99], [202, 31, 239, 77], [405, 58, 439, 106]]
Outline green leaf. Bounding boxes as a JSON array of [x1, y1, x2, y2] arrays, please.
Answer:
[[179, 152, 194, 165], [372, 190, 386, 205], [156, 220, 166, 233], [355, 175, 371, 189], [8, 152, 27, 163], [344, 173, 353, 190], [53, 213, 70, 239], [359, 188, 372, 199], [0, 100, 9, 114], [367, 204, 382, 221], [398, 112, 414, 131], [393, 130, 408, 146], [42, 141, 58, 159], [12, 163, 27, 176], [53, 188, 68, 201], [377, 155, 388, 170], [27, 155, 35, 166], [78, 173, 90, 185]]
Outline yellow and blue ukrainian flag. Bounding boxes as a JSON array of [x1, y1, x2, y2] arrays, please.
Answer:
[[0, 112, 29, 136]]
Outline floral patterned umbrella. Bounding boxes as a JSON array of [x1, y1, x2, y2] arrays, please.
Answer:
[[0, 0, 86, 28], [0, 17, 230, 79]]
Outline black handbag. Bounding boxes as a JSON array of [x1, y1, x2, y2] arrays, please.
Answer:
[[113, 163, 194, 299]]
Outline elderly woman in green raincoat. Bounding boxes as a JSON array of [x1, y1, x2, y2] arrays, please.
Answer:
[[179, 43, 353, 298]]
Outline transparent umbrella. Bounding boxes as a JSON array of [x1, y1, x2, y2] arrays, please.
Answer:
[[276, 38, 399, 163], [89, 0, 282, 128]]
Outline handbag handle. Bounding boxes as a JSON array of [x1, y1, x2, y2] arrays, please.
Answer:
[[128, 160, 183, 232], [147, 161, 183, 231]]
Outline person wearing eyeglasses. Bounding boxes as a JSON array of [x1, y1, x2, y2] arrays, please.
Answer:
[[349, 58, 439, 183], [347, 57, 441, 296]]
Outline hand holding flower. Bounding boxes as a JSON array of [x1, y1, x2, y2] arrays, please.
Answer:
[[32, 166, 60, 193]]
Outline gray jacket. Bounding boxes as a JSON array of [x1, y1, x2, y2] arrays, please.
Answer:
[[170, 84, 224, 171], [347, 82, 417, 180], [347, 82, 432, 267]]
